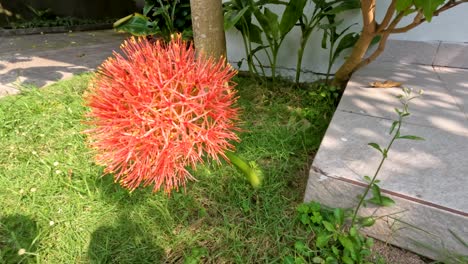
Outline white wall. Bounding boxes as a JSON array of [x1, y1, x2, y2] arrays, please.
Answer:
[[225, 1, 468, 81]]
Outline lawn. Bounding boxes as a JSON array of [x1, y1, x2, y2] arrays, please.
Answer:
[[0, 74, 336, 263]]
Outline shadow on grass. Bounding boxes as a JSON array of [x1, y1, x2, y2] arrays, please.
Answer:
[[88, 212, 165, 264], [0, 214, 40, 263]]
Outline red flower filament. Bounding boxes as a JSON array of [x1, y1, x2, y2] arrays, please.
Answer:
[[84, 36, 240, 193]]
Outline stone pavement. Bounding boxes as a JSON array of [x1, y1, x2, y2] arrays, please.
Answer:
[[305, 39, 468, 259], [0, 30, 128, 97]]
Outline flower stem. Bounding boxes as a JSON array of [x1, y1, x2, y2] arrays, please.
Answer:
[[225, 151, 262, 189], [351, 115, 403, 226]]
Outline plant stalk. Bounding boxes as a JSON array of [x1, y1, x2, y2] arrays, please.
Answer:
[[351, 116, 403, 226]]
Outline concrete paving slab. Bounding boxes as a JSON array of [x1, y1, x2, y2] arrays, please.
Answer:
[[305, 40, 468, 259], [434, 42, 468, 69], [0, 30, 127, 97], [372, 39, 440, 66], [307, 110, 467, 213], [0, 30, 125, 55], [435, 67, 468, 119], [340, 63, 468, 137]]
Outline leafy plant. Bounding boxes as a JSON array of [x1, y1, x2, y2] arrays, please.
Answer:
[[7, 16, 114, 29], [250, 0, 306, 80], [289, 88, 424, 263], [351, 87, 424, 225], [295, 0, 360, 84], [318, 19, 359, 83], [224, 0, 263, 76], [114, 0, 192, 41], [224, 0, 307, 80]]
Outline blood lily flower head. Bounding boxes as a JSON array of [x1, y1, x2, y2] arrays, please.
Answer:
[[84, 35, 240, 194]]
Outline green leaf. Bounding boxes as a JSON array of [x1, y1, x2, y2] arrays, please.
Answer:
[[283, 256, 295, 264], [395, 0, 413, 12], [349, 227, 358, 237], [297, 203, 309, 213], [339, 235, 354, 252], [389, 120, 399, 135], [342, 254, 354, 264], [366, 237, 374, 248], [143, 3, 155, 16], [318, 20, 344, 30], [363, 176, 371, 183], [309, 202, 322, 212], [334, 208, 344, 225], [366, 184, 395, 207], [113, 13, 160, 36], [371, 35, 381, 46], [360, 249, 372, 256], [249, 24, 263, 44], [398, 135, 425, 140], [313, 256, 324, 263], [316, 233, 332, 248], [368, 143, 383, 154], [360, 217, 376, 227], [371, 184, 382, 201], [325, 256, 338, 264], [331, 245, 340, 256], [279, 0, 306, 36], [332, 32, 359, 62], [254, 7, 280, 42], [311, 211, 323, 224], [380, 196, 396, 206], [321, 30, 328, 49], [224, 6, 250, 31], [322, 221, 336, 232], [325, 0, 361, 15], [414, 0, 445, 22], [368, 195, 395, 207], [300, 214, 310, 225], [295, 241, 307, 251]]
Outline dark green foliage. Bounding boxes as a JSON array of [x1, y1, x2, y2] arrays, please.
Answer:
[[286, 202, 374, 264], [114, 0, 192, 41], [287, 88, 425, 264]]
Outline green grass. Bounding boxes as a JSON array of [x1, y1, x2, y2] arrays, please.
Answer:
[[0, 74, 336, 263]]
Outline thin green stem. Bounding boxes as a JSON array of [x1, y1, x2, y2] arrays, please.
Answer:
[[295, 17, 321, 84], [241, 31, 254, 75], [325, 38, 335, 84], [295, 39, 305, 84], [350, 115, 403, 226], [225, 151, 262, 188]]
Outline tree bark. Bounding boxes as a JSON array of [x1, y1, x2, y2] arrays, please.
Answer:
[[332, 0, 468, 88], [190, 0, 227, 59], [332, 0, 377, 88]]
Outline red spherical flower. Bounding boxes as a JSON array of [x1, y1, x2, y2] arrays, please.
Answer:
[[84, 36, 240, 193]]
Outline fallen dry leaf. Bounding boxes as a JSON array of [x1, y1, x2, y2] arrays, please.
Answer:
[[369, 80, 403, 88]]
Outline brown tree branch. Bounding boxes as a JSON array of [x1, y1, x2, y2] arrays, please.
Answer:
[[387, 0, 468, 34], [377, 0, 397, 32], [355, 9, 407, 70], [361, 0, 378, 33]]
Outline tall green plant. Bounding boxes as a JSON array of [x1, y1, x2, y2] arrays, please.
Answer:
[[249, 0, 306, 80], [224, 0, 307, 80], [224, 0, 263, 76], [295, 0, 360, 84], [114, 0, 192, 40], [288, 88, 424, 263]]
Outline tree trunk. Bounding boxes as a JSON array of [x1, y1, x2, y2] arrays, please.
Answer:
[[190, 0, 227, 59], [332, 0, 377, 88], [332, 32, 375, 88]]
